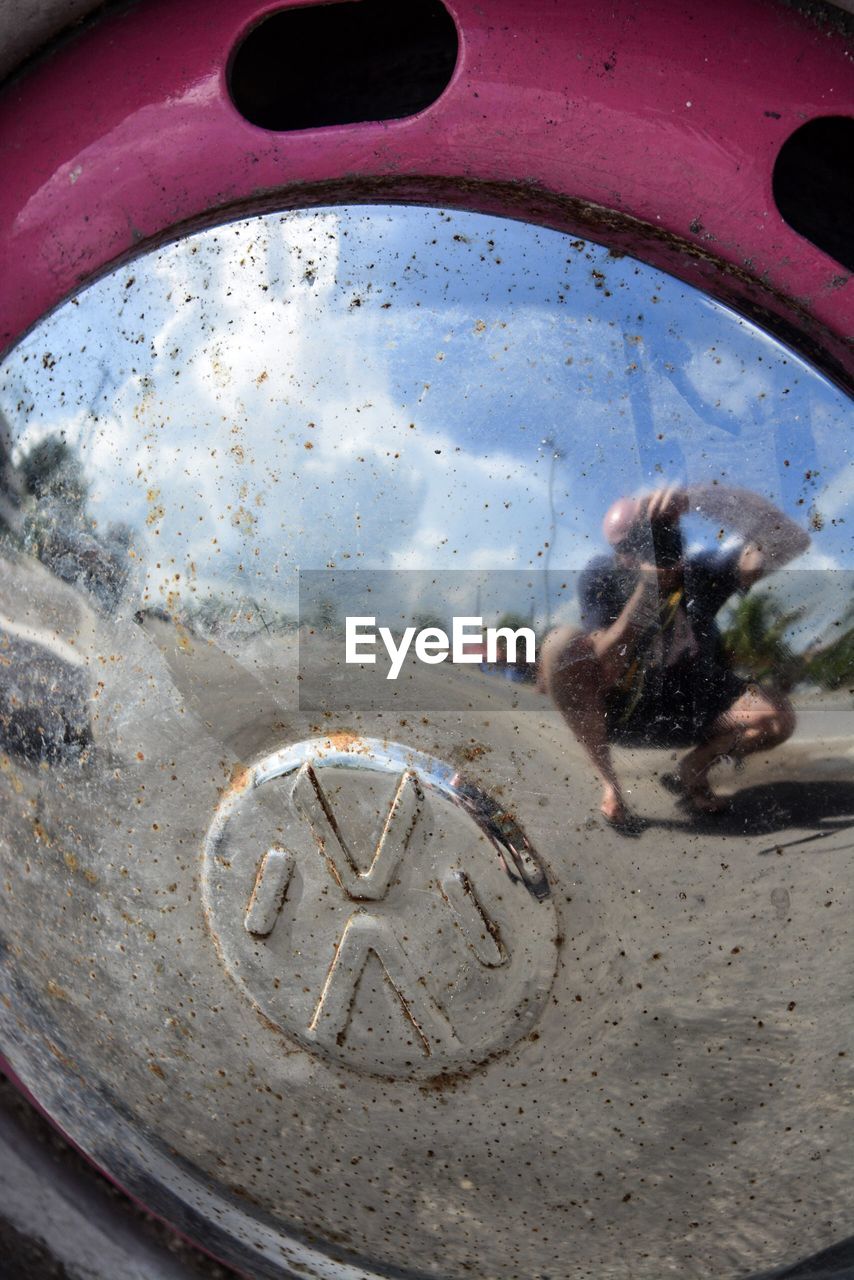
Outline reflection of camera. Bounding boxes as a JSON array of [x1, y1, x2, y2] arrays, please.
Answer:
[[650, 516, 684, 567]]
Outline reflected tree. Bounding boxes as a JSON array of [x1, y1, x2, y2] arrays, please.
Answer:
[[805, 603, 854, 691], [19, 435, 88, 507], [722, 592, 854, 692], [16, 432, 132, 614], [721, 593, 805, 689]]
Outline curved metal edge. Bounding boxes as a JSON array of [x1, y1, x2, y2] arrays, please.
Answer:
[[0, 0, 852, 387], [0, 1016, 434, 1280], [213, 735, 552, 901]]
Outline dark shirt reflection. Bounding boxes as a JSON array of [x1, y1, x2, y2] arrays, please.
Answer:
[[539, 484, 809, 833]]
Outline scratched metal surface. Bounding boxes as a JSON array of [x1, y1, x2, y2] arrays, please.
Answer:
[[0, 205, 851, 1278]]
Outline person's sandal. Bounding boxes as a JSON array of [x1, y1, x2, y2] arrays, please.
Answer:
[[659, 771, 729, 814]]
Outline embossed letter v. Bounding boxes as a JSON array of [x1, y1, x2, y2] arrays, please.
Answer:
[[291, 762, 422, 900]]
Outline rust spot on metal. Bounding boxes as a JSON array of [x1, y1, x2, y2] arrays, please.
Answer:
[[221, 762, 251, 801], [325, 729, 360, 750], [249, 1004, 303, 1054], [43, 1038, 82, 1081], [451, 739, 491, 765], [417, 1069, 467, 1093]]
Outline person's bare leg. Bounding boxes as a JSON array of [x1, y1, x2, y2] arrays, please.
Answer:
[[677, 685, 796, 811], [540, 627, 634, 826]]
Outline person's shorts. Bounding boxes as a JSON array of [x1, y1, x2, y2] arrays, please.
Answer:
[[604, 665, 747, 747]]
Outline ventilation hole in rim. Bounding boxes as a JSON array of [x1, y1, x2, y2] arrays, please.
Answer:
[[228, 0, 458, 132], [773, 116, 854, 273]]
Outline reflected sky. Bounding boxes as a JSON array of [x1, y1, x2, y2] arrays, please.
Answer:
[[0, 205, 850, 635]]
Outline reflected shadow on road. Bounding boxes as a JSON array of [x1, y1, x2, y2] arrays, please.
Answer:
[[645, 777, 854, 847]]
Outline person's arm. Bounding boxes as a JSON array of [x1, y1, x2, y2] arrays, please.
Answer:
[[580, 561, 662, 684], [685, 484, 810, 589]]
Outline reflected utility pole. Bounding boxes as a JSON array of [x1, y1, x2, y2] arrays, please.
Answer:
[[539, 436, 563, 633]]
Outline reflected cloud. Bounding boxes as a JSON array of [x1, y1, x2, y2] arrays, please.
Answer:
[[0, 206, 850, 760]]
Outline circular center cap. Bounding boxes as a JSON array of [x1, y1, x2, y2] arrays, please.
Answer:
[[203, 738, 559, 1080]]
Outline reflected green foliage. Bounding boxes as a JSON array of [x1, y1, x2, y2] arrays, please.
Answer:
[[305, 596, 340, 636], [723, 593, 854, 691], [19, 436, 88, 507], [805, 603, 854, 691], [494, 610, 535, 635], [7, 433, 132, 613], [181, 592, 297, 637], [722, 593, 805, 689]]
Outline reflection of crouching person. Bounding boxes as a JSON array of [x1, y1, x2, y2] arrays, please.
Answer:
[[540, 484, 807, 833]]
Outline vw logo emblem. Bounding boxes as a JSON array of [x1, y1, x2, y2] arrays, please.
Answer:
[[202, 738, 559, 1080]]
